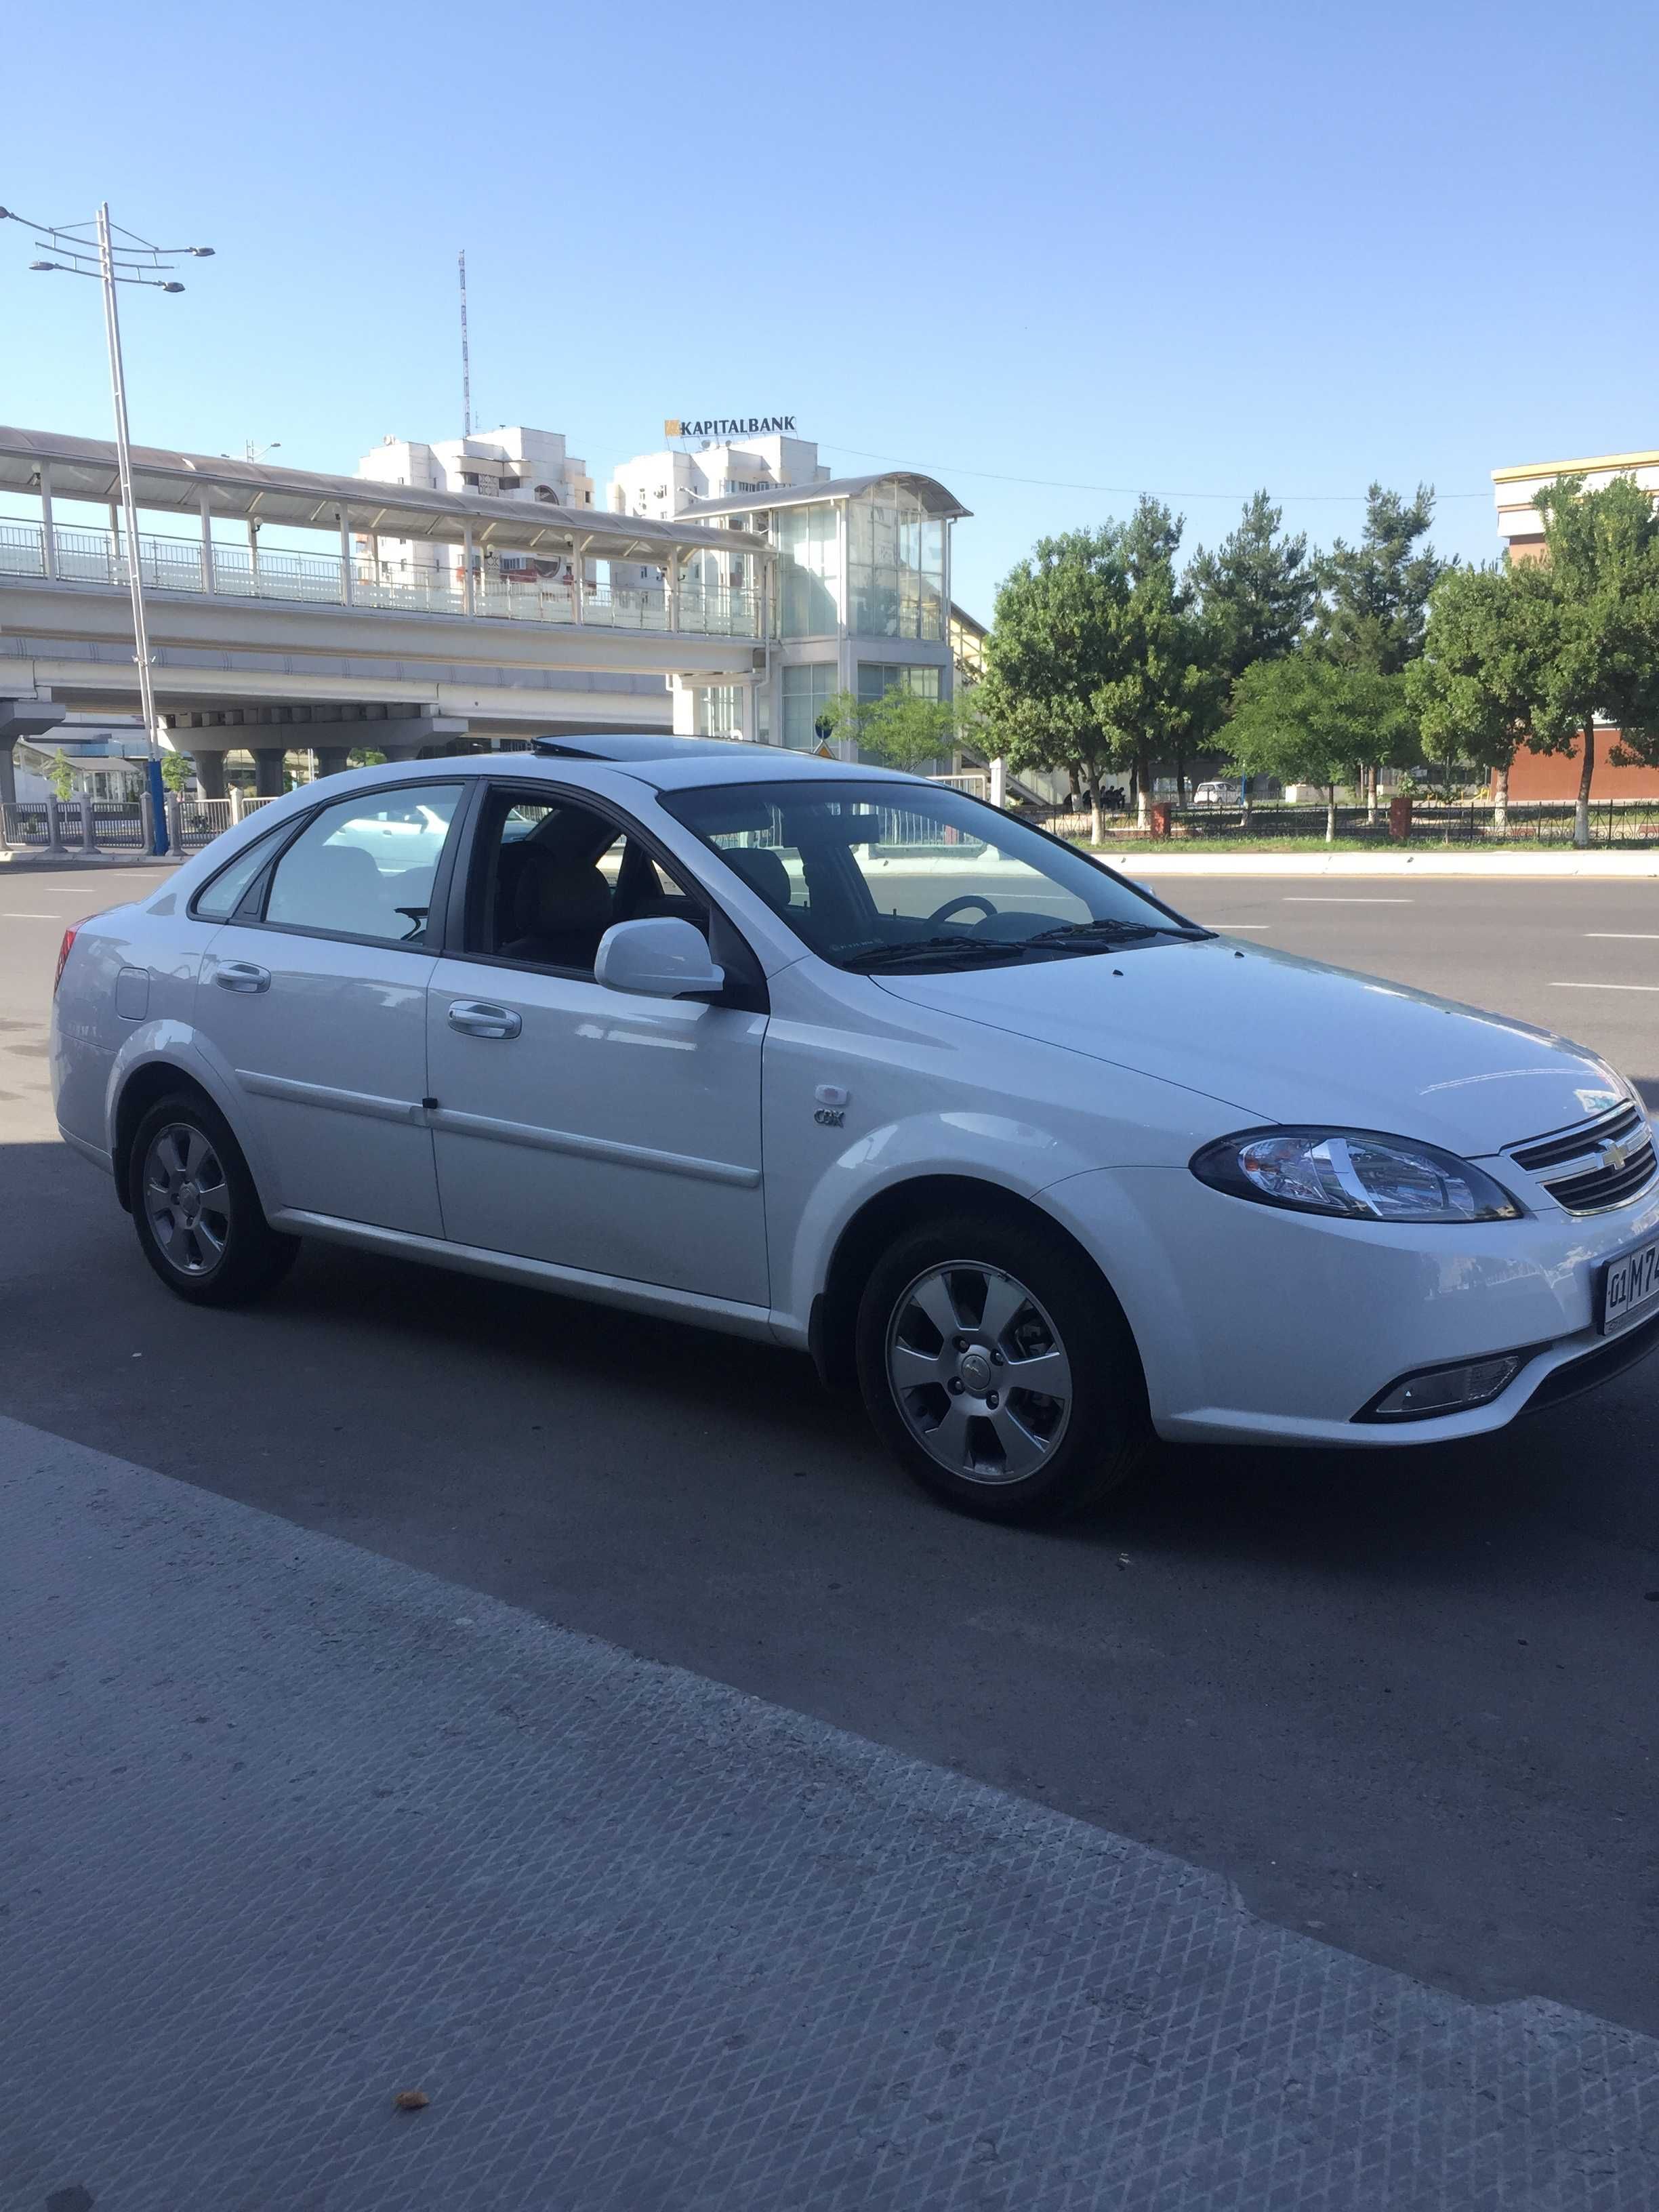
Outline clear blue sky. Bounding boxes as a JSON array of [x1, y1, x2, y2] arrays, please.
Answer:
[[4, 0, 1655, 615]]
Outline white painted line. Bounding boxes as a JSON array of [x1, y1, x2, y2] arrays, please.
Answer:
[[1208, 923, 1271, 930], [1549, 981, 1659, 993], [1584, 933, 1659, 940], [0, 912, 61, 920], [1282, 896, 1413, 904]]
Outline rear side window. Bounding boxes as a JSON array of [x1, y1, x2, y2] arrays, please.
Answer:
[[190, 822, 287, 921], [264, 785, 462, 945]]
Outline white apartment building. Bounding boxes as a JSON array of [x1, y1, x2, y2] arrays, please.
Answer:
[[608, 426, 829, 523], [356, 425, 596, 592]]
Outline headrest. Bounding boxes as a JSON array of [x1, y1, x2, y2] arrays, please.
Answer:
[[723, 846, 791, 913], [513, 848, 612, 937]]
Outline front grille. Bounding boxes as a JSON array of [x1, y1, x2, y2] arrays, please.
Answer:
[[1508, 1101, 1657, 1214], [1543, 1139, 1657, 1212], [1512, 1100, 1645, 1172]]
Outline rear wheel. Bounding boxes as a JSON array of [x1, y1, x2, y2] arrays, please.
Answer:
[[856, 1211, 1148, 1523], [129, 1092, 298, 1306]]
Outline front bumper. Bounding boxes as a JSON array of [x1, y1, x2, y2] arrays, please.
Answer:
[[1040, 1164, 1659, 1448]]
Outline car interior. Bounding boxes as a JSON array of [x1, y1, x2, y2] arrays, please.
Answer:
[[478, 795, 710, 974]]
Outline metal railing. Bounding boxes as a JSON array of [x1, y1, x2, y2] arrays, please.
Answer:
[[0, 518, 762, 640], [1028, 798, 1659, 848]]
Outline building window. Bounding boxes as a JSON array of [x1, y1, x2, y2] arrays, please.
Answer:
[[846, 487, 945, 641], [776, 501, 840, 636], [781, 663, 838, 750], [534, 484, 560, 504], [695, 686, 743, 738], [857, 664, 941, 704]]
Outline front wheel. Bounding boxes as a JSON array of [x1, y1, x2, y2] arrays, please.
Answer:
[[129, 1092, 299, 1306], [855, 1212, 1149, 1523]]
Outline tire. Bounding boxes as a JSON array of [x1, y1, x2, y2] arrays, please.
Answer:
[[128, 1090, 300, 1307], [855, 1210, 1149, 1523]]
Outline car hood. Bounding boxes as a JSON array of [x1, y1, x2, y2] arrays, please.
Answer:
[[874, 939, 1626, 1157]]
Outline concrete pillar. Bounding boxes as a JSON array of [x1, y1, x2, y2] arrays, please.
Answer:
[[39, 460, 57, 579], [0, 699, 66, 808], [0, 743, 16, 811], [195, 750, 228, 800], [313, 746, 350, 780], [252, 746, 288, 798], [79, 789, 100, 853], [378, 714, 469, 759]]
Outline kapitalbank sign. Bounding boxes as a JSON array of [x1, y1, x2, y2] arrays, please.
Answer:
[[665, 415, 797, 439]]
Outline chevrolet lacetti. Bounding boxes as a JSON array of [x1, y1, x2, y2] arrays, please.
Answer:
[[49, 736, 1659, 1521]]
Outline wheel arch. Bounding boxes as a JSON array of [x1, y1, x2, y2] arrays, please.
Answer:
[[808, 1172, 1143, 1394], [110, 1063, 221, 1213]]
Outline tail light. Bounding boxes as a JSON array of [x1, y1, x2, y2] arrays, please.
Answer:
[[54, 923, 82, 996]]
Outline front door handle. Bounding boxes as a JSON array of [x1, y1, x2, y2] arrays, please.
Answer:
[[447, 999, 522, 1039], [215, 960, 270, 994]]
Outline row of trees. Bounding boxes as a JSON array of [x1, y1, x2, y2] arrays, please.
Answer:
[[968, 472, 1659, 848]]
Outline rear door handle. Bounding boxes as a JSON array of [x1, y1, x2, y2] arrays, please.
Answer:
[[215, 961, 270, 994], [447, 999, 521, 1039]]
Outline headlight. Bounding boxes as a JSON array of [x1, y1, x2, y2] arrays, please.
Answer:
[[1190, 1128, 1523, 1223]]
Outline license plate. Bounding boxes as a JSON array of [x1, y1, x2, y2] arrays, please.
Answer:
[[1601, 1234, 1659, 1334]]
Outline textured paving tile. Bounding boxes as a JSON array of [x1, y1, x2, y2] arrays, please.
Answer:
[[2, 1408, 1656, 2212]]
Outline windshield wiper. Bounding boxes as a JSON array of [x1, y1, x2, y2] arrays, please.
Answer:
[[1029, 918, 1213, 945], [842, 934, 1031, 970]]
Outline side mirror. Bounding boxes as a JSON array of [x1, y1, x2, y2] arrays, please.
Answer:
[[594, 916, 726, 1000]]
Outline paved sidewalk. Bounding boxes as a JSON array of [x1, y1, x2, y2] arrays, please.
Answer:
[[5, 1412, 1658, 2212]]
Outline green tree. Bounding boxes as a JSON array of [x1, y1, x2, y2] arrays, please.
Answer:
[[1187, 491, 1317, 680], [1524, 472, 1659, 846], [1406, 563, 1551, 824], [159, 748, 193, 794], [1092, 497, 1225, 821], [1226, 651, 1412, 843], [820, 684, 961, 774], [1316, 483, 1443, 817], [977, 524, 1136, 842], [348, 747, 388, 769], [45, 750, 74, 802]]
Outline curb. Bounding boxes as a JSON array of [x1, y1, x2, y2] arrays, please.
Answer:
[[1105, 851, 1659, 880]]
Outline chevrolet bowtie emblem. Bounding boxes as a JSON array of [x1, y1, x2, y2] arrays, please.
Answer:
[[1599, 1140, 1629, 1172]]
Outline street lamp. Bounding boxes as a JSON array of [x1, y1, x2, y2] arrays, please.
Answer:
[[1, 203, 216, 855]]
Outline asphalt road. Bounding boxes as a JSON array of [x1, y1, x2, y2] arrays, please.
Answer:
[[3, 867, 1658, 2036]]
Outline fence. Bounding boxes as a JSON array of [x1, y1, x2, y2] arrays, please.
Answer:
[[0, 517, 762, 640], [1027, 799, 1659, 848]]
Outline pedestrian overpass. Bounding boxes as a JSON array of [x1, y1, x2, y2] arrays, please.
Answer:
[[0, 426, 773, 801]]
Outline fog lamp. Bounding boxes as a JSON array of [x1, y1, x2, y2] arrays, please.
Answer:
[[1357, 1352, 1529, 1423]]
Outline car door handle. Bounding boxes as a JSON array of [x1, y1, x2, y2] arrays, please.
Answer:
[[447, 999, 522, 1039], [214, 961, 270, 994]]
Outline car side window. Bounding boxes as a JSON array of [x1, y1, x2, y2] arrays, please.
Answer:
[[263, 784, 462, 946], [190, 821, 287, 921], [472, 789, 708, 975]]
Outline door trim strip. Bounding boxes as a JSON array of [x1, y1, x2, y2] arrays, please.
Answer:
[[427, 1103, 761, 1187], [237, 1069, 427, 1126]]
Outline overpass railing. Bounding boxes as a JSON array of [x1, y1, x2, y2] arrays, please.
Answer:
[[0, 519, 761, 639]]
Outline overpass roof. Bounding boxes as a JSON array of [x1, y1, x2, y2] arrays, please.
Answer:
[[686, 472, 970, 522], [0, 426, 769, 562]]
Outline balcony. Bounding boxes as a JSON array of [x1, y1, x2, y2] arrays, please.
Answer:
[[0, 519, 761, 640]]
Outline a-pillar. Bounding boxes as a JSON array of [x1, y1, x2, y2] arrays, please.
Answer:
[[194, 750, 228, 800], [252, 746, 289, 798], [313, 746, 351, 780]]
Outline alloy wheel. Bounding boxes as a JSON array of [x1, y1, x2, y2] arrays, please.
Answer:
[[142, 1122, 232, 1278], [884, 1260, 1073, 1485]]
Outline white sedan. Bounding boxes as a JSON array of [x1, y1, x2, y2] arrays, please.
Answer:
[[51, 737, 1659, 1521]]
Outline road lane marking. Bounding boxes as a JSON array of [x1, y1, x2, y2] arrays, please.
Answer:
[[1208, 923, 1271, 930], [1549, 981, 1659, 993], [0, 912, 61, 920], [1584, 933, 1659, 940], [1281, 895, 1413, 903]]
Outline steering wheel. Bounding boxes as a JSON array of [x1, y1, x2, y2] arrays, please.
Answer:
[[926, 894, 999, 926]]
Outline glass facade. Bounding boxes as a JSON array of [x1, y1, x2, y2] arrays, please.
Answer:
[[776, 501, 840, 636], [846, 487, 945, 641], [695, 685, 743, 737], [781, 662, 838, 750], [857, 663, 941, 703]]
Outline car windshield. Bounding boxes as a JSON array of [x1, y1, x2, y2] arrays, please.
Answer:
[[659, 779, 1207, 970]]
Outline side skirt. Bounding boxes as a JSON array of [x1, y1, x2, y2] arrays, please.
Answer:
[[268, 1208, 803, 1347]]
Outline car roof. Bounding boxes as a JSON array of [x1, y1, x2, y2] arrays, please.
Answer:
[[295, 737, 930, 798]]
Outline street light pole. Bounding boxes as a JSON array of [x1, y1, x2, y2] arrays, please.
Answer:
[[96, 203, 168, 849], [1, 201, 215, 856]]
